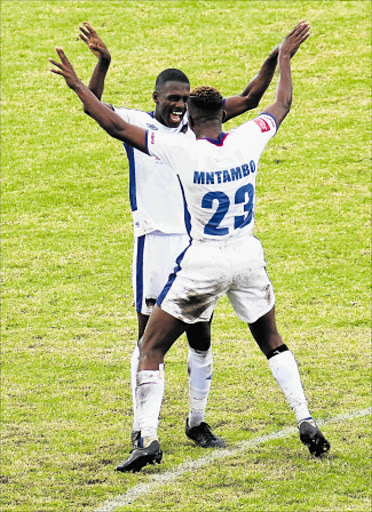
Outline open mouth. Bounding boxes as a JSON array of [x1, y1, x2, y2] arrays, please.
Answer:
[[170, 110, 184, 123]]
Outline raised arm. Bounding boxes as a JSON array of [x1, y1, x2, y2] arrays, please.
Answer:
[[223, 22, 313, 123], [223, 45, 279, 122], [263, 21, 310, 128], [49, 48, 147, 152], [79, 22, 114, 110]]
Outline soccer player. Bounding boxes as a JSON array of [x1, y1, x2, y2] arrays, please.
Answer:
[[78, 22, 285, 450], [50, 20, 331, 473]]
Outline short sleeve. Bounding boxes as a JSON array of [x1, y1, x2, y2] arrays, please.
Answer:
[[233, 113, 277, 155], [253, 113, 278, 136]]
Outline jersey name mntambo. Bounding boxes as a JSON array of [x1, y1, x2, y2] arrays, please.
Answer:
[[146, 113, 277, 242]]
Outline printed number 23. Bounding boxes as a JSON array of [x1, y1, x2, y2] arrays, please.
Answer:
[[202, 183, 254, 236]]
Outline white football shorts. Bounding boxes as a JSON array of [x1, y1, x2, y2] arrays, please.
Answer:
[[133, 231, 190, 315], [157, 234, 275, 325]]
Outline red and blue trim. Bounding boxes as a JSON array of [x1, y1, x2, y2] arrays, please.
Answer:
[[199, 133, 229, 146]]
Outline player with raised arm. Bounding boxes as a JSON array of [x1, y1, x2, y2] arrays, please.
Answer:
[[50, 20, 330, 473], [77, 22, 285, 451]]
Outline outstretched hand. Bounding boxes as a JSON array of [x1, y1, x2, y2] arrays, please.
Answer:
[[79, 22, 111, 62], [49, 48, 81, 89], [279, 21, 310, 58]]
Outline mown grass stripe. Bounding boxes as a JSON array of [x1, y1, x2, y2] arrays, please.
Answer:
[[94, 407, 372, 512]]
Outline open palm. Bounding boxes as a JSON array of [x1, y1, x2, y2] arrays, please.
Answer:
[[79, 22, 111, 62]]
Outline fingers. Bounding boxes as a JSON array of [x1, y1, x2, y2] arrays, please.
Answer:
[[79, 26, 89, 37], [79, 21, 99, 49], [82, 21, 96, 34], [300, 25, 310, 38], [295, 21, 310, 36], [55, 47, 69, 63], [49, 48, 79, 87], [301, 33, 310, 45], [79, 21, 96, 38], [290, 21, 310, 37], [283, 21, 310, 47], [48, 56, 64, 76], [79, 33, 88, 44], [289, 21, 310, 46], [48, 57, 62, 68], [49, 68, 64, 76], [297, 25, 310, 45], [279, 21, 310, 57], [287, 20, 306, 37], [48, 48, 71, 70]]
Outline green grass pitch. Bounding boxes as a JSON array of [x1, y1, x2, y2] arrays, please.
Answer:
[[1, 1, 371, 511]]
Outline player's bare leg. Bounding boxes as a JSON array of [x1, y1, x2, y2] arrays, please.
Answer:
[[248, 306, 330, 457], [117, 307, 186, 472]]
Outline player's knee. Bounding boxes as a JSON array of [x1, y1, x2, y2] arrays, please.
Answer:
[[186, 323, 211, 351], [188, 336, 211, 352], [138, 336, 167, 362]]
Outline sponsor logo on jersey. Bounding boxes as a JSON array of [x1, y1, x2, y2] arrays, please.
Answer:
[[150, 132, 156, 145], [254, 117, 270, 132], [146, 124, 158, 130]]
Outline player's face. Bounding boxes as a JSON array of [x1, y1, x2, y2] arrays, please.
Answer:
[[153, 81, 190, 128]]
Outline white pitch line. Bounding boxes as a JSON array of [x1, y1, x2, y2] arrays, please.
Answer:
[[94, 407, 372, 512]]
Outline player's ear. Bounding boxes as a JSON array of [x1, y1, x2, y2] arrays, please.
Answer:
[[222, 109, 227, 123], [152, 90, 159, 103]]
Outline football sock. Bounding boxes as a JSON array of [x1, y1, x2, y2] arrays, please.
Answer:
[[187, 347, 213, 428], [267, 346, 311, 423], [136, 365, 165, 440], [130, 344, 140, 432]]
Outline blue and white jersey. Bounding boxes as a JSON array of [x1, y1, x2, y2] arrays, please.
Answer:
[[146, 113, 277, 242], [114, 107, 195, 237]]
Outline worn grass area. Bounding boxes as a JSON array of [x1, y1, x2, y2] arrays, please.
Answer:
[[1, 1, 371, 511]]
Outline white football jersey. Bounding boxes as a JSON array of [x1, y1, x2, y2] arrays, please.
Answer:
[[146, 113, 277, 242], [114, 107, 194, 237]]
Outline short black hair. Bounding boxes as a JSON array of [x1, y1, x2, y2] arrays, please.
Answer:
[[155, 68, 190, 90], [188, 86, 223, 111]]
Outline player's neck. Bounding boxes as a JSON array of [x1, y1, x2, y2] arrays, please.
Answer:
[[192, 119, 222, 140]]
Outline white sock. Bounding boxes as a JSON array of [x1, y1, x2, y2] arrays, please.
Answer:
[[136, 365, 165, 441], [130, 344, 140, 432], [268, 350, 311, 423], [188, 347, 213, 428]]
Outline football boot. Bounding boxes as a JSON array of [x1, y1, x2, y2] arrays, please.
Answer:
[[185, 419, 226, 448], [298, 418, 330, 457], [116, 440, 163, 473]]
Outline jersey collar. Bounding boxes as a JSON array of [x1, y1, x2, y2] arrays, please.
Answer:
[[198, 133, 228, 146]]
